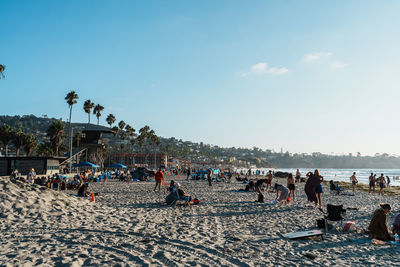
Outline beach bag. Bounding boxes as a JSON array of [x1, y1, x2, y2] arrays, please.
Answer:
[[342, 221, 358, 232], [257, 194, 264, 203]]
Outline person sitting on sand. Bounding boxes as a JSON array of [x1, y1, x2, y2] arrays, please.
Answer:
[[239, 180, 255, 192], [378, 174, 386, 195], [154, 168, 164, 192], [392, 213, 400, 236], [287, 173, 296, 202], [350, 172, 358, 193], [169, 180, 176, 193], [255, 179, 268, 202], [369, 173, 375, 193], [329, 180, 341, 195], [27, 168, 36, 184], [78, 183, 100, 197], [368, 203, 394, 241], [176, 183, 192, 202], [274, 183, 289, 204]]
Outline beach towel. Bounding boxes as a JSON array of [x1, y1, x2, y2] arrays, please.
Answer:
[[304, 175, 319, 203]]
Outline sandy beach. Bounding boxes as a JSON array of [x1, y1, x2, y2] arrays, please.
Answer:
[[1, 175, 400, 266]]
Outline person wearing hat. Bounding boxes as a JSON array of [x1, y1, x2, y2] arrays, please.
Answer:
[[368, 203, 394, 241]]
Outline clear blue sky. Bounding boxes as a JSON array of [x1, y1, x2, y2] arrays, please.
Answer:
[[1, 0, 400, 155]]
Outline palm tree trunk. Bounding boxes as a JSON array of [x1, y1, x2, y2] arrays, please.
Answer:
[[88, 113, 90, 126], [69, 107, 72, 156], [97, 117, 99, 125], [5, 144, 8, 156]]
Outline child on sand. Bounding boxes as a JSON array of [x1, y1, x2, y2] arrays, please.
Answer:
[[287, 173, 296, 202]]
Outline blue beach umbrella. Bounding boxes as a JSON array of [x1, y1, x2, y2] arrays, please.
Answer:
[[109, 163, 127, 168]]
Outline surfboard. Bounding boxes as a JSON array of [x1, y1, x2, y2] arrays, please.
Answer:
[[283, 230, 323, 240]]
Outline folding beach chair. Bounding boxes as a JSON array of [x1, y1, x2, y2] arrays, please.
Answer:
[[324, 204, 346, 231]]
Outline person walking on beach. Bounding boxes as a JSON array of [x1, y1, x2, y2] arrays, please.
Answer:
[[378, 174, 386, 195], [386, 176, 391, 188], [186, 168, 191, 181], [154, 168, 164, 192], [287, 173, 296, 202], [369, 173, 375, 193], [350, 172, 358, 193]]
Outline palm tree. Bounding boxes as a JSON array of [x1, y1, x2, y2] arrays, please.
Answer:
[[73, 132, 83, 148], [0, 64, 5, 79], [106, 114, 116, 128], [118, 120, 126, 131], [93, 104, 104, 125], [65, 90, 79, 160], [83, 100, 94, 126], [0, 124, 13, 156], [37, 142, 53, 156], [47, 120, 65, 155], [23, 134, 38, 156], [12, 129, 26, 156]]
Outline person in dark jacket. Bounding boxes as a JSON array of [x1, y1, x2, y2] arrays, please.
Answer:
[[368, 204, 394, 241]]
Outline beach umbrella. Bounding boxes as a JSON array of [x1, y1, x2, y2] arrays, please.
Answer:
[[73, 161, 100, 168], [109, 163, 127, 168]]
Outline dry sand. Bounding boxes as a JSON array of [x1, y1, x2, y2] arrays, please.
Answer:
[[1, 175, 400, 266]]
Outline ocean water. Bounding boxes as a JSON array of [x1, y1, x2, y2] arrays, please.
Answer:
[[236, 168, 400, 186]]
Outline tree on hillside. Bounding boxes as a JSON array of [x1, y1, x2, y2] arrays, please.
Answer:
[[93, 104, 104, 125], [0, 124, 13, 156], [47, 120, 65, 155], [106, 114, 116, 128], [12, 129, 26, 156], [83, 100, 94, 126], [0, 64, 5, 79], [23, 134, 38, 156]]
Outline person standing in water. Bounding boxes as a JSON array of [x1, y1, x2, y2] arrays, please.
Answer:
[[350, 172, 358, 193]]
